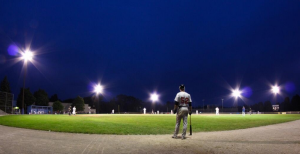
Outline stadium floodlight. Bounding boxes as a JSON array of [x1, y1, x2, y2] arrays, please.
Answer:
[[20, 49, 34, 114], [94, 84, 103, 94], [272, 85, 280, 94], [232, 89, 241, 98], [93, 83, 103, 111], [21, 50, 33, 62], [150, 93, 159, 102]]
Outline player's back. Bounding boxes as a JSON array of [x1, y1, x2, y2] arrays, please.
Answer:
[[175, 91, 192, 107]]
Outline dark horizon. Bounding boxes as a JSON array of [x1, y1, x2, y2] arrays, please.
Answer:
[[1, 1, 300, 107]]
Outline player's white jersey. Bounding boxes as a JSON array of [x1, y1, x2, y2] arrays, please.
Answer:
[[174, 91, 192, 107]]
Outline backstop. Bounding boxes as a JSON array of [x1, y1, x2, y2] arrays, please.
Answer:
[[0, 91, 14, 114]]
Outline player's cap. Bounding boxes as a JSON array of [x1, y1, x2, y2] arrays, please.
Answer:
[[179, 84, 185, 90]]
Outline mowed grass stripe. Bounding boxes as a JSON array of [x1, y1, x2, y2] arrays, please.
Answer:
[[0, 114, 299, 135]]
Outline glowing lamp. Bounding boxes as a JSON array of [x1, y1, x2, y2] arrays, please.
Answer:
[[150, 93, 159, 102], [94, 84, 103, 94], [272, 86, 280, 94], [232, 89, 241, 98], [21, 50, 33, 61]]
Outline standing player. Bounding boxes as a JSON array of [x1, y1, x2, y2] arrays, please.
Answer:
[[143, 108, 146, 114], [172, 84, 192, 140], [68, 106, 71, 116], [242, 106, 245, 116], [73, 106, 76, 115], [216, 107, 220, 115]]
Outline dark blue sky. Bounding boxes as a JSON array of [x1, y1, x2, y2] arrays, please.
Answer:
[[0, 0, 300, 107]]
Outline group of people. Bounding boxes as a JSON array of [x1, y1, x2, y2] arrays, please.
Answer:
[[68, 106, 76, 116], [242, 106, 252, 116], [151, 110, 160, 114], [214, 106, 252, 116], [64, 84, 253, 141]]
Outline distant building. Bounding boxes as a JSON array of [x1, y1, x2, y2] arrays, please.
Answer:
[[272, 105, 279, 111], [48, 102, 96, 114], [27, 105, 53, 114]]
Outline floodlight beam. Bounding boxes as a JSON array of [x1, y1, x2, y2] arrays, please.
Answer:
[[150, 93, 159, 102], [94, 84, 103, 94], [272, 85, 280, 94], [21, 50, 33, 62], [232, 89, 241, 98]]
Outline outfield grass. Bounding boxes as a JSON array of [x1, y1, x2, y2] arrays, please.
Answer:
[[0, 114, 299, 135]]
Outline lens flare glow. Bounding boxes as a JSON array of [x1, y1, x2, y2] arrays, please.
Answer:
[[242, 86, 252, 98], [232, 89, 241, 98], [21, 50, 33, 61], [272, 85, 280, 94], [150, 93, 159, 102], [94, 84, 103, 94], [7, 44, 19, 56]]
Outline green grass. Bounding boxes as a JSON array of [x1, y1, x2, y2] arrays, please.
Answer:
[[0, 114, 299, 135]]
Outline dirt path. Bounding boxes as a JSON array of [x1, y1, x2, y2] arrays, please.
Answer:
[[0, 120, 300, 154]]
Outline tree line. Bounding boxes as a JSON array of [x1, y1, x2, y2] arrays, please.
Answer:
[[1, 76, 300, 113], [249, 95, 300, 112], [0, 76, 173, 113]]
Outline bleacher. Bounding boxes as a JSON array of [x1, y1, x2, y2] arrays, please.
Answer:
[[0, 109, 7, 115], [0, 91, 13, 114]]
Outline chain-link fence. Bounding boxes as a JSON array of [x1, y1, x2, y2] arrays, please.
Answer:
[[0, 91, 14, 114]]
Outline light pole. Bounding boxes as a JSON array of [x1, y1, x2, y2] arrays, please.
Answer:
[[272, 85, 280, 111], [232, 89, 241, 111], [222, 99, 224, 113], [202, 99, 204, 112], [150, 93, 159, 113], [94, 83, 103, 113], [21, 50, 33, 114]]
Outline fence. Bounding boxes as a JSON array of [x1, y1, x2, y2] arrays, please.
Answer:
[[0, 91, 14, 114], [193, 108, 238, 113]]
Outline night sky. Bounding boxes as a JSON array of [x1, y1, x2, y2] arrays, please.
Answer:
[[0, 1, 300, 107]]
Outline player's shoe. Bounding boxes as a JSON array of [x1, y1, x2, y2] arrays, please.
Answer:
[[172, 135, 177, 139], [181, 136, 186, 140]]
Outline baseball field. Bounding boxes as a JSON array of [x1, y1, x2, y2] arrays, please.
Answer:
[[0, 114, 299, 135]]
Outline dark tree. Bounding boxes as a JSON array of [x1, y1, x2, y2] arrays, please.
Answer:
[[83, 96, 99, 109], [166, 101, 172, 112], [264, 101, 273, 112], [282, 97, 291, 111], [34, 89, 49, 106], [258, 102, 264, 112], [93, 95, 104, 113], [17, 88, 36, 111], [251, 103, 258, 112], [72, 96, 85, 111], [116, 94, 127, 112], [291, 95, 300, 111], [114, 95, 142, 112], [0, 76, 11, 93], [49, 94, 60, 102], [52, 100, 64, 113]]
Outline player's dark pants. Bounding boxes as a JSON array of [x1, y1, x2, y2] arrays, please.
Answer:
[[173, 107, 188, 137]]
